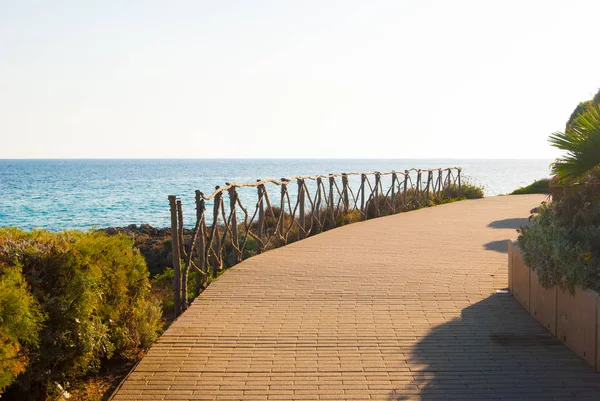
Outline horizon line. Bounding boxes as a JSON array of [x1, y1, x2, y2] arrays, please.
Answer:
[[0, 156, 555, 161]]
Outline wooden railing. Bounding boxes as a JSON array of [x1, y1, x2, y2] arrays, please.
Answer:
[[168, 167, 461, 316]]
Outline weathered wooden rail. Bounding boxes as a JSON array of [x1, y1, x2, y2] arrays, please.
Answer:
[[168, 167, 461, 316]]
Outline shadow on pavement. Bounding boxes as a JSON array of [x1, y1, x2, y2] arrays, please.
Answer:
[[487, 218, 529, 229], [389, 294, 600, 401], [484, 239, 510, 253]]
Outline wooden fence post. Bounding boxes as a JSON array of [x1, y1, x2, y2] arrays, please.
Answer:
[[444, 169, 450, 193], [195, 191, 206, 296], [278, 180, 286, 244], [168, 195, 182, 317], [315, 178, 323, 232], [210, 190, 222, 278], [457, 168, 462, 197], [391, 172, 397, 213], [228, 186, 241, 264], [297, 179, 305, 240], [256, 182, 265, 253], [328, 176, 335, 228], [416, 170, 422, 201], [403, 170, 408, 208], [426, 170, 432, 198], [341, 174, 349, 214], [360, 174, 366, 221], [176, 200, 185, 262], [176, 199, 189, 311], [374, 173, 381, 217], [438, 169, 442, 197]]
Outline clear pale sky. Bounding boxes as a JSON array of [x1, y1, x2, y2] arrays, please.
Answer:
[[1, 1, 598, 159]]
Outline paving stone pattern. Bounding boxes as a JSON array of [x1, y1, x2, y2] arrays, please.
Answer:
[[111, 195, 600, 400]]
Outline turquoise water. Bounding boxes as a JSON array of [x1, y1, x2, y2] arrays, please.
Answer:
[[0, 159, 551, 230]]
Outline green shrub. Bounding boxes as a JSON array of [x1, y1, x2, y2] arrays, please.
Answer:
[[436, 181, 484, 200], [551, 178, 600, 230], [565, 89, 600, 131], [240, 235, 259, 260], [518, 204, 600, 292], [359, 181, 484, 219], [336, 210, 361, 226], [0, 229, 162, 399], [79, 232, 162, 355], [458, 182, 485, 199], [150, 268, 176, 318], [365, 194, 393, 219], [224, 235, 259, 267], [151, 266, 214, 319], [0, 263, 44, 393], [518, 89, 600, 295], [510, 178, 551, 195]]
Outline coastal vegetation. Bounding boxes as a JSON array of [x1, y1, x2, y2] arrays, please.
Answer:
[[510, 178, 551, 195], [518, 89, 600, 292], [0, 229, 162, 400], [0, 263, 44, 394], [565, 89, 600, 132]]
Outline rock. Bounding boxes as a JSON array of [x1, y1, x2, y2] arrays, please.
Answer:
[[127, 224, 138, 230], [140, 224, 158, 235], [105, 227, 117, 235]]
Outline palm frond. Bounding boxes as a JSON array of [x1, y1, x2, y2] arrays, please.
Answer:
[[549, 105, 600, 184]]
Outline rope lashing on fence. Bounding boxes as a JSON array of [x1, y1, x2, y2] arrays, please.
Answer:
[[168, 167, 462, 317]]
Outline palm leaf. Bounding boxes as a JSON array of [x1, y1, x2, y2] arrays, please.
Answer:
[[549, 105, 600, 183]]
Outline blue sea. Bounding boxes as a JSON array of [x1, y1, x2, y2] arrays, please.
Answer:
[[0, 159, 552, 231]]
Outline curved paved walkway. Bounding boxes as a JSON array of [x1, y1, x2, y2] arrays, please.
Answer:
[[112, 195, 600, 401]]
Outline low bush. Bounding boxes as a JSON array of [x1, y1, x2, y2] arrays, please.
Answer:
[[511, 178, 551, 195], [336, 210, 361, 226], [518, 94, 600, 293], [336, 182, 484, 222], [224, 235, 260, 267], [0, 229, 163, 400], [444, 182, 485, 199], [0, 263, 44, 393], [518, 204, 600, 292]]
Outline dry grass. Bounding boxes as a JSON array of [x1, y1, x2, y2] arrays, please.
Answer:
[[66, 356, 141, 401]]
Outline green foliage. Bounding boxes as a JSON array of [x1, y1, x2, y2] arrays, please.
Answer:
[[344, 181, 484, 220], [151, 265, 223, 319], [549, 104, 600, 184], [150, 268, 176, 317], [0, 263, 44, 393], [519, 90, 600, 294], [510, 178, 551, 195], [551, 177, 600, 231], [240, 235, 259, 260], [224, 236, 259, 267], [593, 90, 600, 106], [452, 182, 485, 199], [429, 181, 484, 202], [80, 232, 162, 354], [565, 89, 600, 131], [549, 102, 600, 230], [566, 101, 592, 131], [0, 229, 162, 399], [518, 204, 600, 292], [336, 210, 361, 226]]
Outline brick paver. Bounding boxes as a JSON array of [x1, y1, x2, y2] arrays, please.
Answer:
[[111, 195, 600, 400]]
